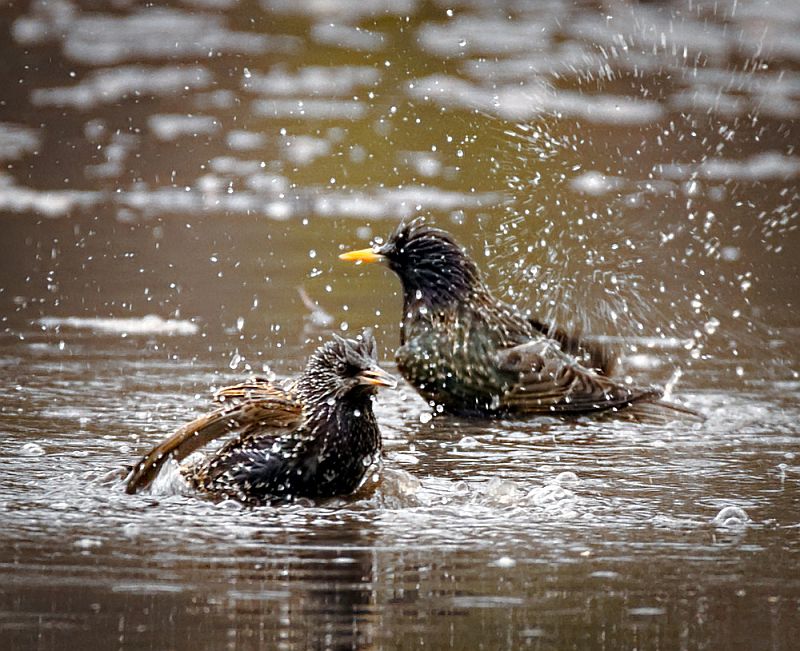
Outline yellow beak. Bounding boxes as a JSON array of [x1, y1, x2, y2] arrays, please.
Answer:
[[338, 247, 385, 264], [357, 366, 398, 389]]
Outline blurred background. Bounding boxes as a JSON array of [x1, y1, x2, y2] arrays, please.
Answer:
[[0, 0, 798, 649], [1, 0, 797, 365]]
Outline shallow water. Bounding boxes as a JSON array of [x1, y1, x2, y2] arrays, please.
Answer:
[[2, 328, 799, 649], [1, 0, 799, 649]]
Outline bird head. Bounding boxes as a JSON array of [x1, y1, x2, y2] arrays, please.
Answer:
[[301, 329, 397, 404], [339, 217, 482, 308]]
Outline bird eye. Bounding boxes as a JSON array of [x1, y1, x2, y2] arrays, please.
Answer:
[[335, 359, 361, 377]]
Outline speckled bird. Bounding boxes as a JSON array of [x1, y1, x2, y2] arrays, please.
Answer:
[[340, 217, 698, 420], [125, 331, 396, 505]]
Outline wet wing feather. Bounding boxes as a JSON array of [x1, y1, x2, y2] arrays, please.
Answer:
[[189, 433, 319, 504], [496, 339, 659, 413], [125, 381, 302, 494], [528, 318, 617, 375], [213, 378, 296, 402]]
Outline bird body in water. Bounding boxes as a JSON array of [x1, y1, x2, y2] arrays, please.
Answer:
[[341, 218, 698, 420], [125, 331, 396, 505]]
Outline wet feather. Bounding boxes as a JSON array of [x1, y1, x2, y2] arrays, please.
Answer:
[[343, 217, 700, 420], [125, 331, 395, 504]]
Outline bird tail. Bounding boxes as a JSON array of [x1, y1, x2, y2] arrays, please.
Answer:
[[620, 397, 706, 425]]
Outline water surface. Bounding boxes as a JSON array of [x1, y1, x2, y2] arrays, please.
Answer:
[[1, 0, 798, 649]]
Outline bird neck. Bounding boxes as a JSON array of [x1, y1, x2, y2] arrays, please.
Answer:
[[402, 275, 493, 319], [400, 267, 486, 314], [297, 375, 375, 428], [400, 280, 529, 350], [303, 389, 380, 460]]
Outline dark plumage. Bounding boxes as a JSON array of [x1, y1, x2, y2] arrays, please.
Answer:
[[340, 217, 698, 420], [125, 331, 396, 505]]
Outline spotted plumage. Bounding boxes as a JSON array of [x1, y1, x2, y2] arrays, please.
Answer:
[[125, 331, 396, 505], [341, 218, 698, 419]]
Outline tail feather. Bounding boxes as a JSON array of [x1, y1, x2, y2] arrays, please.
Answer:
[[619, 398, 706, 425]]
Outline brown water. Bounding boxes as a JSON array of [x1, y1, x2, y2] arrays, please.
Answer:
[[1, 0, 799, 649]]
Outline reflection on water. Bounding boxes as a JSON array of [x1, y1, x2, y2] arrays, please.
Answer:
[[1, 0, 798, 648]]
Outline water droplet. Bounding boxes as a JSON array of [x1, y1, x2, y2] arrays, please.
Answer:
[[229, 350, 242, 369], [712, 506, 749, 528], [74, 538, 102, 550], [490, 556, 516, 568], [20, 442, 45, 456], [555, 471, 580, 487]]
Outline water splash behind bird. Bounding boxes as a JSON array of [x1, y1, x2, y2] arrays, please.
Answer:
[[340, 218, 701, 421]]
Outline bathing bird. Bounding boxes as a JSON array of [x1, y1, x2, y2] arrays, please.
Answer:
[[125, 331, 396, 505], [340, 217, 698, 420]]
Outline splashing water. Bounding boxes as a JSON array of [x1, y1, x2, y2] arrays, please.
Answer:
[[472, 9, 798, 376]]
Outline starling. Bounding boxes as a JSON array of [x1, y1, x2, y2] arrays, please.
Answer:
[[125, 331, 396, 505], [340, 217, 699, 419]]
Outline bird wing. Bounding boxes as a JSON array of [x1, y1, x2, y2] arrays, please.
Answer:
[[213, 377, 296, 403], [527, 317, 617, 376], [187, 427, 318, 505], [495, 338, 660, 414], [125, 381, 302, 494]]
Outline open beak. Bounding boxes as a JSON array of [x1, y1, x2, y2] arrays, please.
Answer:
[[339, 247, 385, 264], [357, 366, 398, 389]]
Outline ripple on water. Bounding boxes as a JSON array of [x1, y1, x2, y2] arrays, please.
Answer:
[[30, 65, 212, 110], [243, 66, 380, 97], [38, 315, 199, 336], [260, 0, 416, 21], [0, 122, 41, 160], [148, 114, 220, 142], [712, 506, 750, 529], [311, 23, 386, 52], [409, 74, 665, 124], [19, 442, 46, 457], [14, 7, 299, 64]]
